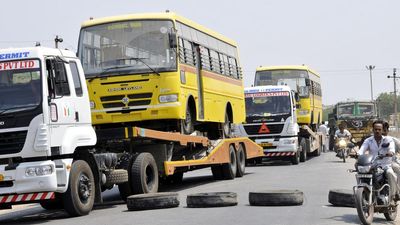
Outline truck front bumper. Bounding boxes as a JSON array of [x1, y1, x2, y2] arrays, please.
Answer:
[[254, 136, 298, 155]]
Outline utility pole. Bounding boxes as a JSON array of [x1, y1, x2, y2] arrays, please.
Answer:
[[388, 68, 398, 131], [366, 65, 375, 101]]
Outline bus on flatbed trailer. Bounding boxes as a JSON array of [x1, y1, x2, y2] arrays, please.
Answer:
[[0, 47, 262, 216]]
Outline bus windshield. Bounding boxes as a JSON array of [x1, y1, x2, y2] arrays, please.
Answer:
[[245, 91, 291, 116], [78, 20, 177, 77], [254, 70, 308, 96], [0, 59, 41, 113]]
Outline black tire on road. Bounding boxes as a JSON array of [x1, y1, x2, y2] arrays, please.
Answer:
[[131, 153, 159, 194], [249, 190, 304, 206], [186, 192, 238, 208], [236, 144, 246, 177], [211, 165, 224, 180], [291, 147, 300, 165], [127, 192, 179, 211], [62, 160, 95, 217], [328, 189, 355, 207], [222, 145, 237, 179]]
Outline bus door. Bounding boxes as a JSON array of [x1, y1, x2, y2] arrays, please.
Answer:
[[194, 44, 204, 120]]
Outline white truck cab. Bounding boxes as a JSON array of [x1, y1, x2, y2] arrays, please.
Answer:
[[238, 85, 301, 164], [0, 47, 96, 215]]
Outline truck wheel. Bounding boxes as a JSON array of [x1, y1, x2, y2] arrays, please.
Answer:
[[186, 192, 237, 208], [127, 192, 179, 211], [63, 160, 95, 217], [222, 145, 237, 179], [236, 144, 246, 177], [131, 153, 159, 194], [300, 140, 307, 162], [291, 150, 300, 165], [40, 193, 63, 210], [249, 190, 304, 206], [328, 189, 355, 208], [117, 153, 135, 201]]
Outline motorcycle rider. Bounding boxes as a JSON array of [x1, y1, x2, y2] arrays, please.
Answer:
[[383, 121, 400, 200], [358, 120, 398, 203], [334, 122, 352, 156]]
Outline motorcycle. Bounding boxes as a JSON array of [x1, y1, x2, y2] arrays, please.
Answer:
[[352, 153, 398, 225], [335, 137, 354, 162]]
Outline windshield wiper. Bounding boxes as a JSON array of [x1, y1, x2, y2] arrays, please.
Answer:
[[109, 57, 161, 76]]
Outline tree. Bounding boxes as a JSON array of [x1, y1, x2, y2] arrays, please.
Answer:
[[376, 92, 400, 120]]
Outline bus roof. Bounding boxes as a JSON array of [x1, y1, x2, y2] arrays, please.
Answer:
[[245, 85, 292, 94], [81, 12, 238, 47], [256, 65, 319, 77]]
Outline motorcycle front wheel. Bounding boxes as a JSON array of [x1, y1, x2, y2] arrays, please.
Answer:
[[384, 205, 397, 221], [342, 149, 346, 163], [355, 187, 374, 225]]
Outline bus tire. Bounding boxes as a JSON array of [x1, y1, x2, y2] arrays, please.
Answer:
[[222, 145, 237, 179], [186, 192, 238, 208], [131, 153, 159, 194], [63, 160, 95, 217], [222, 111, 232, 138], [127, 192, 179, 211], [328, 189, 355, 208], [236, 144, 246, 177], [249, 190, 304, 206], [181, 104, 195, 134]]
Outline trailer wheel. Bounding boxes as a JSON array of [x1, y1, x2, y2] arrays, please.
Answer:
[[186, 192, 238, 208], [300, 139, 307, 162], [127, 192, 179, 211], [222, 145, 237, 179], [249, 190, 304, 206], [131, 153, 159, 194], [328, 189, 355, 208], [211, 165, 224, 180], [63, 160, 95, 216], [236, 144, 246, 177]]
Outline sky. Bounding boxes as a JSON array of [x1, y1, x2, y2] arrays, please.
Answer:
[[1, 0, 399, 105]]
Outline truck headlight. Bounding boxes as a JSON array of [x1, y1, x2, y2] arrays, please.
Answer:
[[298, 109, 309, 115], [25, 165, 53, 177], [283, 139, 296, 145], [159, 94, 178, 103], [90, 101, 95, 109]]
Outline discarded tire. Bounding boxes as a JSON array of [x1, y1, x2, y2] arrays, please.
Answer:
[[127, 192, 179, 211], [328, 189, 355, 208], [249, 190, 304, 206], [186, 192, 238, 208]]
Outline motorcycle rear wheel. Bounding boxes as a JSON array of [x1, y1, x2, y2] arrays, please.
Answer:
[[384, 205, 397, 221], [355, 187, 374, 225]]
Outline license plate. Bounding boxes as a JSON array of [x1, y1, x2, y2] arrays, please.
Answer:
[[259, 142, 273, 147], [0, 174, 3, 182]]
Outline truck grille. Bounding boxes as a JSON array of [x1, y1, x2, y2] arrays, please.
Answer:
[[243, 124, 284, 135], [100, 93, 153, 110], [0, 131, 27, 155]]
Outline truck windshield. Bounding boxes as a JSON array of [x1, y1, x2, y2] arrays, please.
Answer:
[[0, 59, 41, 113], [78, 20, 177, 77], [245, 91, 291, 116], [337, 102, 375, 118], [254, 70, 307, 95]]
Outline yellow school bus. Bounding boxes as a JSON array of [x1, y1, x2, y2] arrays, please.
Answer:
[[254, 65, 322, 128], [77, 12, 245, 138]]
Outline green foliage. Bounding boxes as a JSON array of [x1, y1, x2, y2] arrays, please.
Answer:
[[376, 92, 400, 119]]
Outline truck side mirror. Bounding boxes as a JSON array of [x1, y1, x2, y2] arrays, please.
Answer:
[[169, 32, 177, 49], [294, 93, 300, 102]]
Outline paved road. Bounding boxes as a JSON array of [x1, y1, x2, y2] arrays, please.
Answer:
[[0, 152, 398, 225]]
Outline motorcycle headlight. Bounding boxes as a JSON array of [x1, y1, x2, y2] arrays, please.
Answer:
[[339, 139, 347, 148], [357, 165, 371, 173]]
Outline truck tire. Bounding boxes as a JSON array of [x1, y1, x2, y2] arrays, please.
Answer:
[[291, 150, 300, 165], [186, 192, 237, 208], [105, 169, 128, 186], [328, 189, 355, 208], [40, 193, 63, 210], [117, 153, 135, 201], [63, 160, 95, 216], [222, 145, 237, 179], [236, 144, 246, 177], [300, 139, 307, 162], [211, 165, 224, 180], [127, 192, 179, 211], [249, 190, 304, 206], [131, 153, 159, 194]]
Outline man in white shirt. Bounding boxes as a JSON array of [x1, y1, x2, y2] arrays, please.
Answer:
[[358, 120, 398, 201], [318, 121, 329, 152], [383, 121, 400, 200], [334, 123, 352, 139]]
